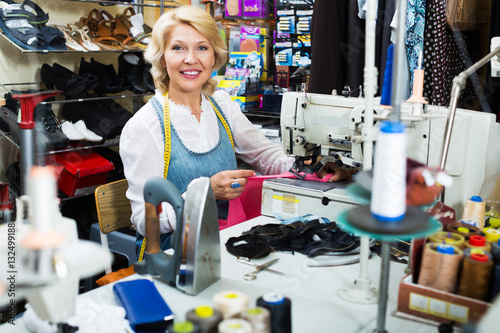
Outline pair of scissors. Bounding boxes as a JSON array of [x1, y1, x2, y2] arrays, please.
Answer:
[[237, 257, 285, 280]]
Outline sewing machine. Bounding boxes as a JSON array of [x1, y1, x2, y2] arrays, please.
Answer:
[[261, 91, 500, 221]]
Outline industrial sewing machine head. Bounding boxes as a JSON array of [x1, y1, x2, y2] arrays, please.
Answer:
[[261, 91, 500, 221], [281, 91, 366, 179]]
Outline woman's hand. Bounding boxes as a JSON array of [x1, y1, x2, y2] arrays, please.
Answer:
[[316, 162, 356, 181], [210, 169, 256, 200]]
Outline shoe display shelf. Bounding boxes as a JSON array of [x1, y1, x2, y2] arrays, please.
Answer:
[[0, 32, 142, 53], [65, 0, 180, 10], [1, 81, 146, 152], [0, 0, 177, 53]]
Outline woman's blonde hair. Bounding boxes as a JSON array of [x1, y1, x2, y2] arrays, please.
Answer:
[[144, 5, 227, 95]]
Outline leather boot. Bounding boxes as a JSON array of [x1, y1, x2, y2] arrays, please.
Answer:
[[118, 52, 148, 94]]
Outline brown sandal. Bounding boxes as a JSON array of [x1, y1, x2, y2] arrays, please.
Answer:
[[116, 7, 150, 47], [100, 9, 144, 51], [79, 9, 122, 51]]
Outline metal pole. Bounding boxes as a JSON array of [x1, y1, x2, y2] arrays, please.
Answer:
[[19, 128, 36, 195], [389, 0, 408, 123], [375, 241, 391, 333]]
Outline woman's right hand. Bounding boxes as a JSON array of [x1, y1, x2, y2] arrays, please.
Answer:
[[210, 169, 256, 200]]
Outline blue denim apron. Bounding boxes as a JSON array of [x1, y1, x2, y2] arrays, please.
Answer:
[[135, 95, 237, 255]]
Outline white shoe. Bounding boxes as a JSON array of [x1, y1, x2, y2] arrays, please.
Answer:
[[73, 120, 103, 142], [61, 121, 85, 141]]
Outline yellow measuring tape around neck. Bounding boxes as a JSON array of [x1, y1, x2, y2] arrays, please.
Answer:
[[208, 96, 234, 150], [138, 92, 172, 262]]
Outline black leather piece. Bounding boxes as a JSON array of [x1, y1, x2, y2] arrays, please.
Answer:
[[233, 220, 359, 258], [225, 234, 271, 259]]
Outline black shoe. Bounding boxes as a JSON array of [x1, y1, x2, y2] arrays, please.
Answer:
[[41, 63, 87, 96], [79, 58, 129, 95], [34, 103, 70, 151], [52, 62, 98, 94], [143, 62, 156, 93], [0, 105, 20, 145], [118, 52, 148, 94]]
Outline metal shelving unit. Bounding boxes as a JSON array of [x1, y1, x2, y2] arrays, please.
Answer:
[[0, 32, 145, 53]]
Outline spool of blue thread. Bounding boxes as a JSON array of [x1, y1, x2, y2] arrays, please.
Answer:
[[256, 293, 291, 333], [380, 44, 394, 106], [436, 243, 455, 255]]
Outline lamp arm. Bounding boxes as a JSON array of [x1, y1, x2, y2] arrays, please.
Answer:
[[439, 46, 500, 171]]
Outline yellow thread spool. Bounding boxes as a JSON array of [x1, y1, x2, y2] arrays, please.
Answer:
[[428, 231, 465, 249], [484, 228, 500, 244]]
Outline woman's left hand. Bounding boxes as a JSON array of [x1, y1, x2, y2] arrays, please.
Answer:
[[210, 169, 256, 200]]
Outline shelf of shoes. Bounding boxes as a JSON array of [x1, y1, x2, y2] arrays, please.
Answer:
[[40, 136, 121, 156], [65, 0, 180, 9], [0, 32, 144, 54], [0, 83, 153, 104]]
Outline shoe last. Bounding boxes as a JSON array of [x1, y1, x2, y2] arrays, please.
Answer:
[[118, 52, 148, 94]]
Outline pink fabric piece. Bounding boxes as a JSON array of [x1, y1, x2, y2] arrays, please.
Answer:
[[219, 172, 333, 230]]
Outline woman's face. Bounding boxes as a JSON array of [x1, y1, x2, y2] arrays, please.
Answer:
[[163, 23, 215, 96]]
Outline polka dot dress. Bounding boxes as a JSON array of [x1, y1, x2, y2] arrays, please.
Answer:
[[422, 0, 448, 106], [422, 0, 482, 108]]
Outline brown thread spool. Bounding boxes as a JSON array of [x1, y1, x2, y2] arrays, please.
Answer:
[[462, 196, 486, 229], [445, 222, 481, 239], [428, 231, 465, 249], [458, 253, 493, 301], [417, 243, 463, 293], [464, 235, 491, 253], [185, 305, 223, 333]]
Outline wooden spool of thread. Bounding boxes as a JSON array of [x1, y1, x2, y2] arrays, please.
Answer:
[[462, 196, 486, 229], [463, 248, 493, 261], [464, 235, 491, 253], [458, 253, 493, 301], [417, 243, 463, 293], [428, 231, 465, 249], [445, 222, 481, 239]]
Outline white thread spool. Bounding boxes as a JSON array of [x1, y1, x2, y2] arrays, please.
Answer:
[[240, 307, 271, 333], [370, 121, 407, 221], [218, 319, 253, 333], [213, 291, 249, 319]]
